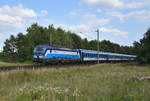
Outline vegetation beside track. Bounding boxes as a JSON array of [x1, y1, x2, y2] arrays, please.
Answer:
[[0, 61, 35, 67], [0, 63, 150, 101]]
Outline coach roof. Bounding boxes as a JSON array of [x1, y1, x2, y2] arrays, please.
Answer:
[[79, 49, 136, 57]]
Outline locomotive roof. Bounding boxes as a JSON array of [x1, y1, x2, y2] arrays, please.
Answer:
[[36, 45, 52, 48], [35, 45, 78, 51]]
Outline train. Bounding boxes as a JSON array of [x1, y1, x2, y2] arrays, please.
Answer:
[[33, 45, 137, 63]]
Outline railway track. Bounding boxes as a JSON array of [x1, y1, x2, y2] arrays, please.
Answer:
[[0, 63, 96, 72]]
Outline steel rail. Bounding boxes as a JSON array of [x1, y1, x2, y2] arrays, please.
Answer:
[[0, 63, 96, 72]]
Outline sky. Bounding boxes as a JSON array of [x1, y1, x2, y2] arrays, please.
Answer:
[[0, 0, 150, 51]]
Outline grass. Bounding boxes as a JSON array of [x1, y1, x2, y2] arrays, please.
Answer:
[[0, 63, 150, 101], [0, 61, 35, 66]]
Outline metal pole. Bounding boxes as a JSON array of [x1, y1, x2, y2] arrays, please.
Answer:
[[49, 30, 52, 46], [50, 32, 52, 46], [49, 31, 51, 46], [97, 29, 100, 64]]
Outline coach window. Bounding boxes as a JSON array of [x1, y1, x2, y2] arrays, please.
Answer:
[[82, 53, 84, 57]]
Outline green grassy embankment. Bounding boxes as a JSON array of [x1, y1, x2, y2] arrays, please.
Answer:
[[0, 61, 35, 67], [0, 63, 150, 101]]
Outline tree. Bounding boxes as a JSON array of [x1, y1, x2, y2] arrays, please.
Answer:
[[16, 33, 28, 61], [3, 35, 17, 61], [135, 28, 150, 63], [82, 38, 89, 49], [71, 33, 82, 49]]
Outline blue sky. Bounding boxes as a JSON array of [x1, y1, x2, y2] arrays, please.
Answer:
[[0, 0, 150, 51]]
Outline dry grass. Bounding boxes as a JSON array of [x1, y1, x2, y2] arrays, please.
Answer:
[[0, 63, 150, 101]]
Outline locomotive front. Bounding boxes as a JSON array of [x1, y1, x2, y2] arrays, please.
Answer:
[[33, 45, 50, 63]]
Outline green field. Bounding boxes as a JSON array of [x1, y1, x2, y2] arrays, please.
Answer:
[[0, 63, 150, 101]]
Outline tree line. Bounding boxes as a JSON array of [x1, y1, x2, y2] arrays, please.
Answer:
[[0, 23, 149, 64], [133, 28, 150, 64]]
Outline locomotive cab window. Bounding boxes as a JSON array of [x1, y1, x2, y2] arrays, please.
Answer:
[[34, 47, 44, 52]]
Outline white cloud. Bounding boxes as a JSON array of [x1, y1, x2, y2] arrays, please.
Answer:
[[55, 24, 128, 40], [57, 13, 109, 33], [70, 24, 90, 32], [0, 13, 24, 31], [85, 18, 109, 27], [126, 10, 150, 23], [82, 13, 109, 26], [107, 10, 150, 23], [55, 24, 96, 39], [55, 24, 90, 32], [56, 12, 128, 39], [100, 27, 128, 38], [107, 11, 125, 23], [55, 13, 128, 39], [78, 32, 96, 40], [126, 2, 144, 9], [81, 0, 123, 8], [44, 18, 54, 23], [97, 9, 102, 13], [0, 5, 37, 18], [125, 0, 150, 9], [80, 0, 150, 9], [82, 13, 97, 19], [40, 10, 48, 16], [0, 33, 2, 39], [0, 4, 38, 33], [69, 9, 83, 18]]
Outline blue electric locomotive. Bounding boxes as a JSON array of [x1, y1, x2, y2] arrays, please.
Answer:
[[33, 45, 80, 63], [33, 45, 136, 63]]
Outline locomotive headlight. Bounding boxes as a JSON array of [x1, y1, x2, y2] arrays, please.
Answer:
[[34, 55, 37, 58], [39, 55, 45, 58]]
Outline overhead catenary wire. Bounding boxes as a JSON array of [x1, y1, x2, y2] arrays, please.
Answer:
[[80, 30, 100, 64], [79, 32, 97, 40]]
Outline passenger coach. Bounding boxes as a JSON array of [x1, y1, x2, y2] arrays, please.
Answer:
[[79, 49, 136, 62]]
